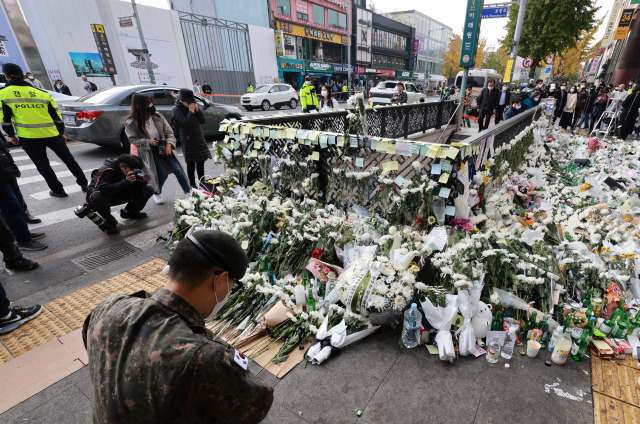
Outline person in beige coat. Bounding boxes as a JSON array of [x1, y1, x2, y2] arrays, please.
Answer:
[[124, 93, 191, 204], [560, 86, 578, 130]]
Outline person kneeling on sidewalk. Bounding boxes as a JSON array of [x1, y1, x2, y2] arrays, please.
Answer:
[[77, 154, 153, 234]]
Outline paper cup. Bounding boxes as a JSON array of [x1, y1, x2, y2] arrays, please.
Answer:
[[527, 340, 541, 358]]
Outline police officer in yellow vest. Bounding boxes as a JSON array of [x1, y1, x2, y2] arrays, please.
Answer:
[[299, 76, 318, 113], [0, 63, 88, 197], [247, 82, 254, 93]]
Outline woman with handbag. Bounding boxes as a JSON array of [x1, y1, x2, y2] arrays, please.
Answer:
[[124, 93, 191, 204], [171, 89, 211, 188]]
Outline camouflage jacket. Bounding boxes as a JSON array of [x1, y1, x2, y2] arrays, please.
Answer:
[[82, 288, 273, 424]]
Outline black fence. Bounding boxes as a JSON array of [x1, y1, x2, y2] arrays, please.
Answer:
[[244, 100, 458, 139]]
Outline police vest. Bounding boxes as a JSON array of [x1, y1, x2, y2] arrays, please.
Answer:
[[0, 84, 62, 138]]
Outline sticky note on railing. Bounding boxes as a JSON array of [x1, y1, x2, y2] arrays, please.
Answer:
[[439, 187, 451, 198], [438, 173, 449, 183], [446, 147, 459, 159], [319, 135, 328, 149], [382, 161, 399, 173], [377, 140, 388, 152], [436, 147, 448, 158], [312, 151, 320, 161], [419, 145, 429, 156], [252, 128, 261, 137], [241, 125, 251, 134], [431, 164, 441, 175], [219, 123, 228, 132], [250, 150, 257, 158], [308, 131, 319, 141], [387, 143, 397, 155], [254, 141, 262, 149], [441, 160, 452, 172], [328, 134, 336, 145], [264, 141, 270, 150], [394, 175, 405, 187], [285, 128, 297, 139], [370, 139, 378, 150], [233, 140, 240, 149], [337, 136, 345, 147], [355, 157, 364, 167], [276, 129, 285, 139], [297, 130, 308, 139], [349, 136, 358, 148], [445, 205, 456, 216]]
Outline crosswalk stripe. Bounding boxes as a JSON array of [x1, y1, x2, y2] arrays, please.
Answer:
[[12, 155, 32, 162], [30, 184, 83, 200], [28, 205, 125, 230], [17, 168, 93, 186], [18, 161, 61, 171]]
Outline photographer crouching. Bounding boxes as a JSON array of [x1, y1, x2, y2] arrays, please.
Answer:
[[75, 154, 153, 234]]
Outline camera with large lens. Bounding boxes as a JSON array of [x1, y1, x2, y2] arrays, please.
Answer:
[[156, 138, 167, 155], [132, 169, 149, 182]]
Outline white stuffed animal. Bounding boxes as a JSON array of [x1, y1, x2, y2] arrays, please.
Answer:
[[471, 301, 492, 346]]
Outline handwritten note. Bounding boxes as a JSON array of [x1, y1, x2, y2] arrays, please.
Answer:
[[337, 136, 345, 147], [349, 136, 358, 148], [445, 205, 456, 216], [327, 134, 336, 145], [438, 173, 450, 184], [440, 160, 452, 173], [446, 147, 460, 159], [355, 157, 364, 167], [439, 187, 451, 198], [427, 145, 439, 158], [382, 161, 399, 173], [387, 143, 397, 155], [394, 175, 405, 187], [431, 164, 442, 175], [312, 151, 320, 161]]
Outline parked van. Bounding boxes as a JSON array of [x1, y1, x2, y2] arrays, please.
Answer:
[[454, 69, 504, 106]]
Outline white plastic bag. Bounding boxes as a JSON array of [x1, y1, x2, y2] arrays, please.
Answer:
[[420, 294, 458, 363], [456, 282, 482, 356]]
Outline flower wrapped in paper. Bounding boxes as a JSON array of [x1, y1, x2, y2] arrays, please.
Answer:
[[455, 280, 483, 356], [420, 294, 458, 363]]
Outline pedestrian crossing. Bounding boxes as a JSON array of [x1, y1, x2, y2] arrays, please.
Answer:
[[18, 161, 60, 172], [17, 169, 93, 186]]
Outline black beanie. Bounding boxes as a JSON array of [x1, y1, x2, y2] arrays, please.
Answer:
[[188, 230, 249, 281], [2, 63, 23, 79], [117, 154, 143, 170]]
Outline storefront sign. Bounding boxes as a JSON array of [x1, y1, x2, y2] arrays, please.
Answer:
[[333, 64, 352, 73], [396, 70, 413, 79], [271, 0, 347, 35], [413, 35, 425, 55], [459, 0, 482, 67], [274, 30, 284, 56], [277, 21, 347, 45], [613, 9, 634, 40], [356, 8, 372, 63], [279, 58, 304, 70], [365, 68, 376, 73], [588, 48, 605, 76], [376, 69, 395, 77], [90, 24, 117, 75], [307, 62, 333, 72], [603, 0, 624, 42]]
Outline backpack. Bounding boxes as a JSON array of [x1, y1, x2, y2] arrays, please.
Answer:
[[89, 81, 97, 92]]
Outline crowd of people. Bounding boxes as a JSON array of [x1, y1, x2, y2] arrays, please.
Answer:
[[463, 78, 640, 139]]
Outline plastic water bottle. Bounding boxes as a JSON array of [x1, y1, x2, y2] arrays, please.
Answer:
[[501, 328, 516, 359], [402, 303, 422, 348]]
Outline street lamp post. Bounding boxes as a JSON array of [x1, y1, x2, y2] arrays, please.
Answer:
[[422, 27, 445, 93]]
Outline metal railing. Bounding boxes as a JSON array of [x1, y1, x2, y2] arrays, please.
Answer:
[[244, 100, 458, 139]]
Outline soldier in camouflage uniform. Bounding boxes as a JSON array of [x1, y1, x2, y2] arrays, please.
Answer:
[[83, 230, 273, 423]]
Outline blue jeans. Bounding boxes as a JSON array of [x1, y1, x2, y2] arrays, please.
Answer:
[[0, 178, 31, 243], [151, 148, 190, 194], [576, 113, 590, 129]]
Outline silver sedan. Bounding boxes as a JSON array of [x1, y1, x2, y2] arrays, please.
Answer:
[[59, 85, 244, 149]]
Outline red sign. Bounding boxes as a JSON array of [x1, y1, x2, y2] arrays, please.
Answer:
[[354, 66, 365, 74], [376, 69, 396, 77], [270, 0, 348, 35], [523, 57, 533, 68]]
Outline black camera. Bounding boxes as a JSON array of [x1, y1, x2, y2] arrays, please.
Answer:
[[132, 169, 149, 182], [156, 138, 167, 155]]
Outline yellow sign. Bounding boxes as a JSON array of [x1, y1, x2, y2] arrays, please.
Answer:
[[503, 59, 514, 83], [274, 30, 284, 56], [91, 24, 105, 33], [613, 9, 634, 40], [276, 21, 347, 45]]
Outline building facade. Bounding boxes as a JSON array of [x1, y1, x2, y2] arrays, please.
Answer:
[[270, 0, 351, 89], [385, 10, 452, 84], [594, 0, 637, 86]]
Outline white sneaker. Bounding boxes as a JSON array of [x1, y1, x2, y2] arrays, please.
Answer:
[[153, 194, 165, 205]]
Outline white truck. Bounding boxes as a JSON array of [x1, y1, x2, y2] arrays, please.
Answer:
[[368, 81, 425, 105]]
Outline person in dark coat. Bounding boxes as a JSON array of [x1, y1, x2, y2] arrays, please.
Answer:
[[495, 82, 511, 125], [504, 98, 524, 120], [590, 89, 609, 134], [54, 80, 72, 96], [476, 79, 500, 132], [619, 85, 640, 140], [171, 89, 211, 188], [553, 83, 568, 125]]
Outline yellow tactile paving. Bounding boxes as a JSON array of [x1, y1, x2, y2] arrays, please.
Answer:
[[0, 343, 12, 364], [141, 271, 169, 289], [0, 308, 72, 357], [89, 273, 158, 298], [127, 258, 168, 278], [593, 392, 640, 424], [592, 348, 640, 423], [45, 287, 106, 330]]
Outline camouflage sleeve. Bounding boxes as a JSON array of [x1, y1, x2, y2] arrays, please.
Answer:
[[177, 341, 274, 424]]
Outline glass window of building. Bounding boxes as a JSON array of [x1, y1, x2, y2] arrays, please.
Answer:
[[313, 4, 325, 25], [297, 12, 308, 21], [276, 0, 290, 16], [328, 9, 347, 30]]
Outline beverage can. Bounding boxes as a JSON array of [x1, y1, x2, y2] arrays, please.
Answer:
[[531, 329, 543, 342]]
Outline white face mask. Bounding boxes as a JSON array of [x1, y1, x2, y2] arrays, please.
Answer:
[[28, 75, 34, 80], [321, 90, 328, 97], [580, 85, 585, 88], [537, 84, 542, 89], [488, 85, 494, 90], [534, 97, 540, 101], [570, 89, 575, 93], [561, 86, 566, 91], [515, 105, 521, 110], [206, 274, 231, 320], [502, 87, 507, 91]]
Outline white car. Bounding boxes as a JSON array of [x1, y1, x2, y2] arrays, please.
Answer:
[[368, 81, 425, 105], [47, 89, 80, 103], [241, 84, 299, 111]]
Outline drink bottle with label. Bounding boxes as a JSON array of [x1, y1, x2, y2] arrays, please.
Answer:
[[501, 328, 516, 359], [548, 326, 564, 351], [551, 332, 572, 365], [599, 310, 619, 336], [306, 287, 316, 312], [523, 311, 538, 340], [537, 314, 550, 344], [486, 336, 501, 363], [612, 311, 631, 339], [585, 303, 594, 319], [402, 303, 422, 348], [570, 329, 589, 361], [491, 304, 504, 331]]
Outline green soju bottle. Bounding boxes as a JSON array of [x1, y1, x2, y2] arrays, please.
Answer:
[[523, 311, 538, 340], [491, 304, 504, 331], [570, 330, 589, 362], [612, 312, 631, 339], [306, 287, 316, 312], [599, 310, 619, 336]]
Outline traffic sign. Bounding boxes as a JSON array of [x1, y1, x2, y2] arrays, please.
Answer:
[[482, 7, 509, 19], [543, 65, 552, 77], [546, 55, 554, 64], [523, 57, 533, 68]]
